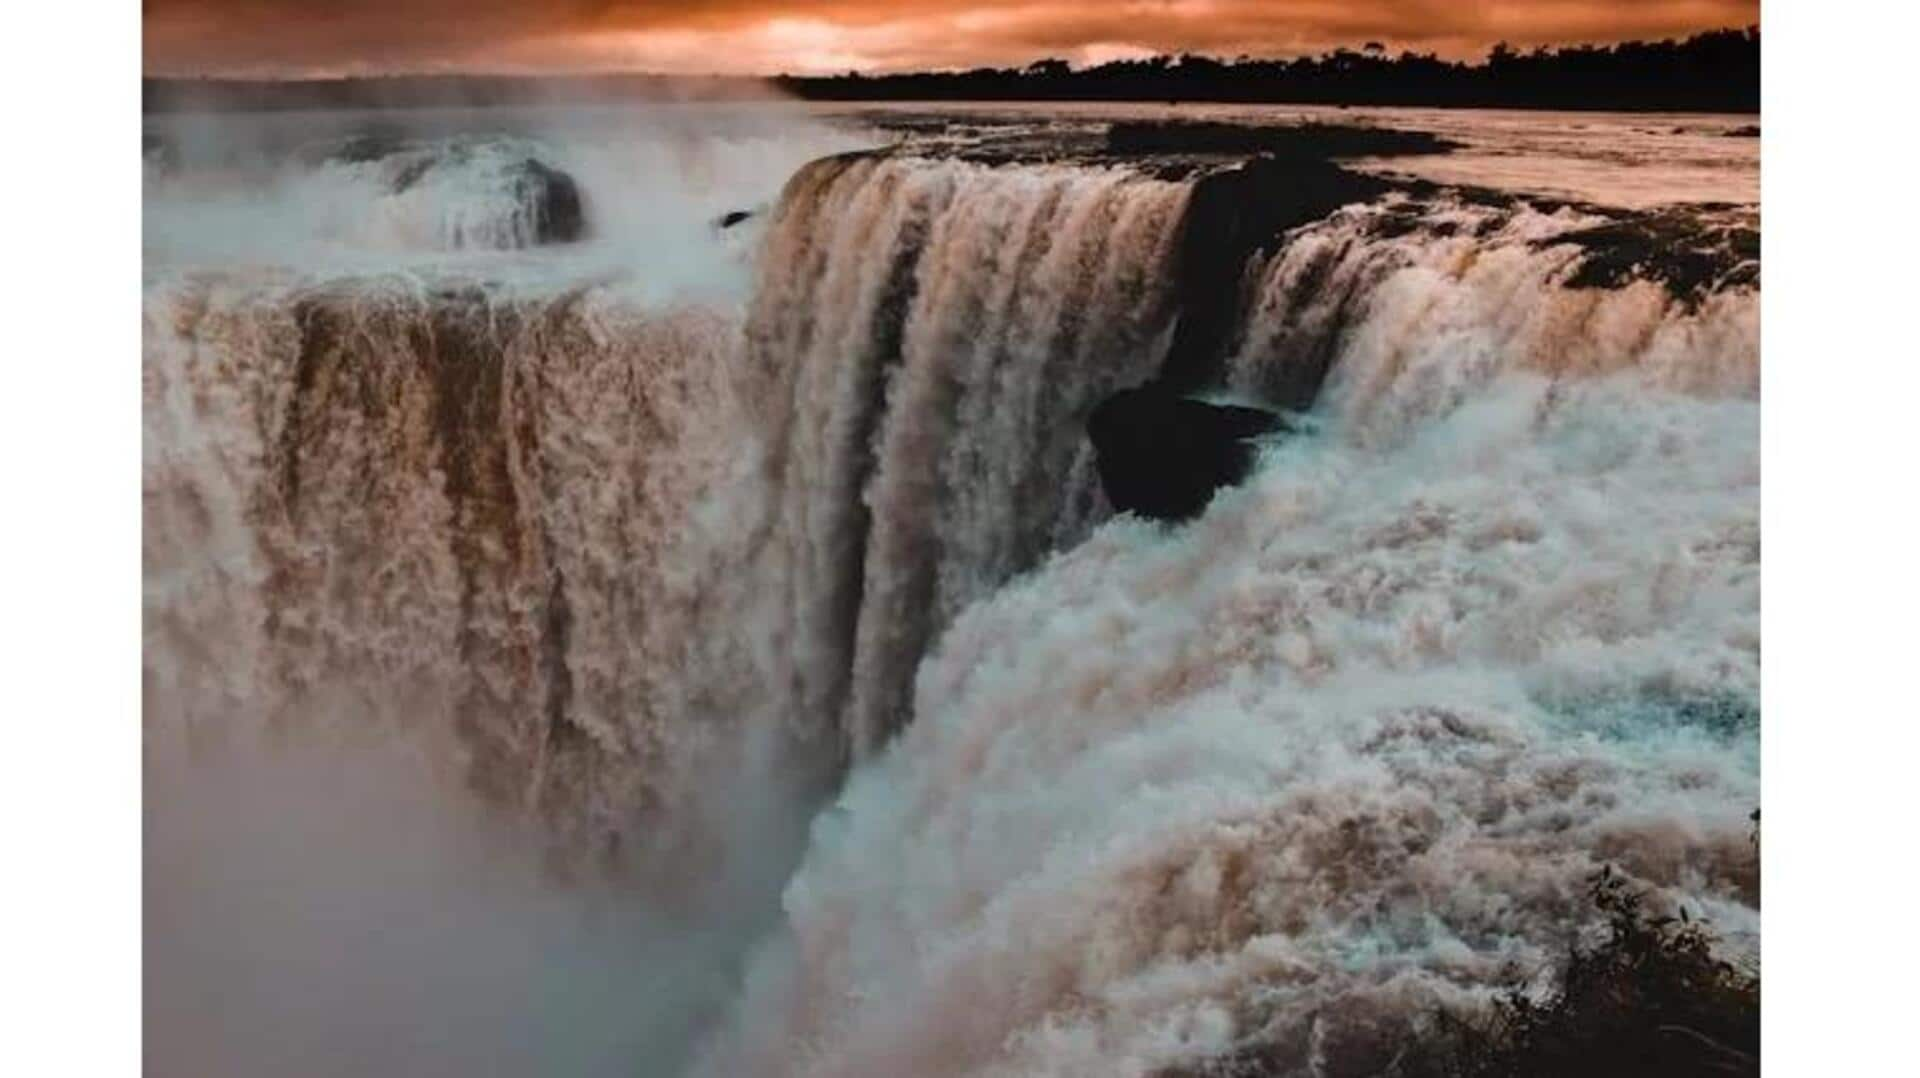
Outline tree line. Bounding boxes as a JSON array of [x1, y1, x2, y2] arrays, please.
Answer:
[[144, 27, 1758, 114], [778, 27, 1759, 113]]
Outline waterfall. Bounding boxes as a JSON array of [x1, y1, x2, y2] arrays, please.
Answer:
[[144, 149, 1199, 841], [144, 122, 1760, 1077], [739, 155, 1192, 756], [143, 274, 748, 848], [690, 168, 1759, 1078], [1223, 197, 1759, 427]]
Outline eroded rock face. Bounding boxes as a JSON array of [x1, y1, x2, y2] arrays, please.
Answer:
[[1088, 386, 1286, 522]]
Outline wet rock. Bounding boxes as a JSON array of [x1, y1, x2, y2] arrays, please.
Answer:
[[1106, 121, 1460, 159], [291, 135, 586, 245], [1157, 154, 1395, 395], [293, 129, 413, 168], [142, 133, 177, 173], [1549, 208, 1759, 307], [510, 158, 585, 244], [1088, 386, 1286, 522]]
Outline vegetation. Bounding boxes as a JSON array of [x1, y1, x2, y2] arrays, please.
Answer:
[[1393, 866, 1759, 1078], [1174, 860, 1760, 1077], [144, 28, 1758, 115], [779, 28, 1759, 113]]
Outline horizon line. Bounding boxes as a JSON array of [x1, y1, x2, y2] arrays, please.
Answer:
[[142, 25, 1756, 84]]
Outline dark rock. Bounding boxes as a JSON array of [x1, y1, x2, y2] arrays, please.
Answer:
[[1088, 386, 1286, 522], [290, 135, 586, 244], [1548, 208, 1759, 307], [1102, 125, 1455, 400], [385, 153, 438, 193], [141, 133, 177, 172], [1157, 154, 1395, 396], [715, 209, 755, 229], [510, 158, 585, 244], [1106, 121, 1460, 159], [293, 129, 413, 168], [1725, 124, 1760, 137]]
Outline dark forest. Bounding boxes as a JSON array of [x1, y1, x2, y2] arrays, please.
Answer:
[[145, 27, 1758, 114]]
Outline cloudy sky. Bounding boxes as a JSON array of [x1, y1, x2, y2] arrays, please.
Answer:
[[144, 1, 1759, 77]]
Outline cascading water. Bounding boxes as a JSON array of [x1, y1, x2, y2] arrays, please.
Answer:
[[693, 180, 1759, 1078], [1223, 197, 1759, 417], [739, 154, 1192, 755], [144, 277, 746, 836], [144, 111, 884, 1075], [144, 107, 1759, 1078]]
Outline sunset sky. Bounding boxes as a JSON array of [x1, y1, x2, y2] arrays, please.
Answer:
[[144, 1, 1760, 77]]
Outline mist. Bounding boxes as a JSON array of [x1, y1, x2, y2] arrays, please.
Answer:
[[144, 707, 842, 1077], [142, 93, 876, 294]]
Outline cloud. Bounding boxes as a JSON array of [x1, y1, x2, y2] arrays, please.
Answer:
[[144, 1, 1759, 76]]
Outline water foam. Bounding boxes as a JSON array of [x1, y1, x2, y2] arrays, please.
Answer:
[[693, 192, 1759, 1078], [739, 155, 1192, 755]]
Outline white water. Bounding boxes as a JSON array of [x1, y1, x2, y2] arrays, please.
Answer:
[[144, 106, 1758, 1077], [143, 104, 873, 300], [697, 195, 1758, 1076], [294, 136, 576, 252], [1226, 198, 1759, 420], [143, 106, 877, 1075], [739, 155, 1192, 754]]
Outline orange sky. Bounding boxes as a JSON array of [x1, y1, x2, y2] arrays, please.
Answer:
[[143, 1, 1759, 77]]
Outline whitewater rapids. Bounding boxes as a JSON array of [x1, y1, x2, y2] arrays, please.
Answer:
[[144, 106, 1758, 1077]]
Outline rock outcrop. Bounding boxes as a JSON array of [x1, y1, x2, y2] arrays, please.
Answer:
[[507, 158, 585, 244], [1088, 386, 1286, 522]]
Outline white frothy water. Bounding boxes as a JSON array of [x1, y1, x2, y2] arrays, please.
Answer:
[[692, 195, 1758, 1078], [294, 135, 578, 252], [142, 105, 873, 299], [1226, 198, 1759, 422], [143, 107, 878, 1076], [143, 277, 752, 834], [144, 107, 1758, 1078], [144, 119, 1203, 1075], [738, 155, 1191, 755]]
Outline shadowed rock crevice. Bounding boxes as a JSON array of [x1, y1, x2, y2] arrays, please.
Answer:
[[1090, 124, 1446, 395]]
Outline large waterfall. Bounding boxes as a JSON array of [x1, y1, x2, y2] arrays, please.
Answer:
[[740, 154, 1192, 755], [144, 111, 1758, 1077], [696, 185, 1758, 1078]]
